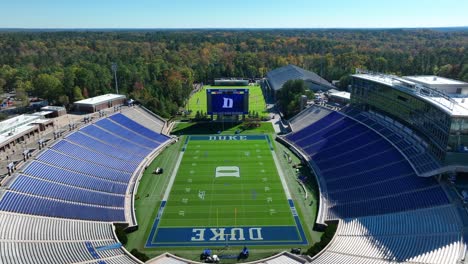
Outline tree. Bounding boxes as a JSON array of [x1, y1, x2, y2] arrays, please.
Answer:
[[276, 79, 314, 118], [0, 78, 6, 94], [33, 73, 63, 103], [73, 86, 84, 101], [14, 80, 30, 107]]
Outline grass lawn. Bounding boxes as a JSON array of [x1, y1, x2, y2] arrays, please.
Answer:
[[186, 85, 268, 119]]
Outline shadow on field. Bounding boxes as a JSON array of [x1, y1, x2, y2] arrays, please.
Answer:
[[171, 122, 240, 135], [171, 121, 274, 135]]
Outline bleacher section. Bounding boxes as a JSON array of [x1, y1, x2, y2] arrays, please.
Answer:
[[312, 205, 465, 264], [342, 107, 440, 174], [0, 211, 141, 264], [289, 105, 332, 132], [284, 111, 449, 219], [122, 106, 166, 134], [0, 113, 170, 223]]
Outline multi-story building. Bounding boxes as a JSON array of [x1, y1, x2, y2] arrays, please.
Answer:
[[351, 70, 468, 172]]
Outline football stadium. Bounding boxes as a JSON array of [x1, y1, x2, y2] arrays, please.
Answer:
[[1, 65, 468, 264]]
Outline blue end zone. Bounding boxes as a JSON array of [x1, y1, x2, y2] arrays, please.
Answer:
[[145, 199, 307, 247]]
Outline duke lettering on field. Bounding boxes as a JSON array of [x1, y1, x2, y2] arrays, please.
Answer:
[[191, 227, 263, 241]]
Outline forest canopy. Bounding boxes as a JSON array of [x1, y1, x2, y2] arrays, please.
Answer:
[[0, 29, 467, 117]]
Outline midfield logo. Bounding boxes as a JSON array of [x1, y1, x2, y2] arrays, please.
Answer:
[[191, 227, 263, 241], [222, 97, 234, 108]]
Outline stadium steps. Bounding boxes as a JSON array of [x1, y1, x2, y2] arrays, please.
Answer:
[[40, 149, 134, 178], [289, 105, 332, 132], [294, 116, 346, 145], [0, 210, 115, 241], [300, 122, 367, 153], [76, 254, 142, 264], [343, 109, 441, 174], [90, 123, 154, 151], [74, 131, 146, 159], [325, 159, 408, 183], [0, 190, 126, 222], [122, 106, 165, 134], [24, 160, 130, 188], [315, 139, 391, 167], [317, 205, 465, 264], [0, 189, 5, 201], [328, 185, 445, 207], [65, 131, 145, 163], [95, 118, 163, 148], [7, 174, 125, 207], [2, 190, 124, 210], [106, 116, 165, 145], [327, 171, 416, 193], [50, 141, 138, 173], [62, 138, 141, 165]]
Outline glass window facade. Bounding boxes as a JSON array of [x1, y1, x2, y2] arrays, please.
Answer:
[[351, 77, 455, 161], [449, 117, 468, 152]]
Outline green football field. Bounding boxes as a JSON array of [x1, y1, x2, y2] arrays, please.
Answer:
[[159, 137, 294, 228], [186, 85, 268, 118], [145, 135, 308, 248]]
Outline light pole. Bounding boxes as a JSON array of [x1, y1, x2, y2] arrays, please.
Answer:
[[111, 62, 119, 94]]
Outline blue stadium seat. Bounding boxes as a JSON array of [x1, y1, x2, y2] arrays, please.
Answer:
[[284, 112, 449, 219]]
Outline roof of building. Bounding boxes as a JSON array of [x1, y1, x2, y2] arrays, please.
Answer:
[[266, 64, 335, 91], [73, 94, 126, 106], [353, 73, 468, 117], [404, 75, 468, 86], [0, 114, 41, 145], [41, 106, 66, 111], [32, 111, 54, 117], [329, 91, 351, 100]]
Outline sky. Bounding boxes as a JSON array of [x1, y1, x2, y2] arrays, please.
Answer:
[[0, 0, 467, 29]]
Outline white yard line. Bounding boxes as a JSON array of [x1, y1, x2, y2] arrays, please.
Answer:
[[271, 150, 292, 200], [162, 152, 185, 201]]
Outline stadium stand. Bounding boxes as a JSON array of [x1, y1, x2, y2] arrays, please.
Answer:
[[65, 132, 145, 163], [0, 191, 125, 221], [342, 107, 441, 174], [312, 205, 465, 264], [280, 108, 468, 264], [0, 111, 171, 223], [284, 111, 449, 219], [289, 105, 332, 132], [80, 125, 153, 156], [0, 211, 141, 264], [95, 119, 162, 148], [109, 113, 169, 143], [121, 106, 166, 134]]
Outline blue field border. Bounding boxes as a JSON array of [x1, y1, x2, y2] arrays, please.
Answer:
[[145, 135, 308, 248], [145, 201, 166, 248], [181, 136, 190, 152], [288, 199, 308, 245], [264, 135, 274, 150]]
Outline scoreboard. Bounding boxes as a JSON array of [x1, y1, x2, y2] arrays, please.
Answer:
[[207, 89, 249, 115]]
